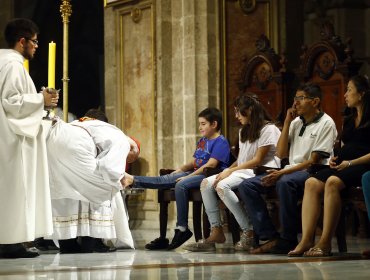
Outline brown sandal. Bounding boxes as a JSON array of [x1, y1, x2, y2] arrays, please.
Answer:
[[303, 247, 332, 257]]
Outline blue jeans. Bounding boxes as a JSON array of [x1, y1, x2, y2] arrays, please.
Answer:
[[237, 171, 309, 242], [133, 172, 206, 228], [362, 171, 370, 221]]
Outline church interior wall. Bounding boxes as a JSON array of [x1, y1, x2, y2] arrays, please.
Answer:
[[1, 0, 369, 230]]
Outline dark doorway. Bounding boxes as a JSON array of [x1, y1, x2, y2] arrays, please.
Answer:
[[14, 0, 104, 118]]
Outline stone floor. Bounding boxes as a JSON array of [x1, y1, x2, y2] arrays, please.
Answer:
[[0, 230, 369, 279]]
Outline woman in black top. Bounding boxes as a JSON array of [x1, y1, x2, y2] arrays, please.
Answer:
[[289, 75, 370, 257]]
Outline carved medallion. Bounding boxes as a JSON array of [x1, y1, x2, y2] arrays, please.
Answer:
[[131, 7, 142, 23], [253, 62, 272, 90], [314, 51, 335, 80], [239, 0, 256, 14]]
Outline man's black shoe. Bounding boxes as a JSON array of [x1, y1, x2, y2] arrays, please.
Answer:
[[0, 243, 39, 259], [59, 238, 82, 254], [167, 229, 193, 250], [145, 237, 169, 250], [81, 237, 116, 253], [91, 238, 117, 253], [34, 238, 58, 251]]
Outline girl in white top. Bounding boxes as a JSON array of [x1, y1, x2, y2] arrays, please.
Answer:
[[184, 94, 281, 251]]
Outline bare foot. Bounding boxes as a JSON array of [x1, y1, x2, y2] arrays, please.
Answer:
[[121, 173, 134, 188], [288, 241, 314, 257]]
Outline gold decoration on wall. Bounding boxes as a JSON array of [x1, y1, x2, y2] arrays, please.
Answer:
[[238, 0, 256, 14], [131, 7, 142, 23], [60, 0, 72, 121]]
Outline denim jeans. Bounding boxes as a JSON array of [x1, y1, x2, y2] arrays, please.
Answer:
[[201, 174, 251, 231], [238, 171, 309, 242], [362, 171, 370, 221], [133, 172, 206, 228]]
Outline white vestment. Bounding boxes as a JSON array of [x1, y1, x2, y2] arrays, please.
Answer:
[[0, 49, 53, 244], [47, 119, 134, 248]]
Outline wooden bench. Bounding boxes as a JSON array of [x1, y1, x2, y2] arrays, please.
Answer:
[[155, 166, 369, 252]]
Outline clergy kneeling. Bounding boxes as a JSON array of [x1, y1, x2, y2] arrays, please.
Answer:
[[46, 110, 137, 253]]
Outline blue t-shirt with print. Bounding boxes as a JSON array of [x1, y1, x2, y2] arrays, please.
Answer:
[[193, 135, 230, 170]]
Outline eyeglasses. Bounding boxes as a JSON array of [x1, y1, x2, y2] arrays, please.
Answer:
[[294, 96, 314, 102], [26, 38, 39, 45]]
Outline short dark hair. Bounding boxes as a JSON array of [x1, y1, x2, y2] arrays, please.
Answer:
[[4, 18, 39, 48], [84, 109, 108, 122], [297, 82, 322, 100], [198, 107, 223, 131]]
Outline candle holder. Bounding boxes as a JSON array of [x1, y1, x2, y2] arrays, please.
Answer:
[[43, 88, 61, 120]]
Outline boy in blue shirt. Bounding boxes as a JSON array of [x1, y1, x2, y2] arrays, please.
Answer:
[[123, 107, 230, 250]]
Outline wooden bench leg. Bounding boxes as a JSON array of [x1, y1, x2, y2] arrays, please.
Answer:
[[202, 205, 210, 239], [159, 201, 170, 239], [335, 206, 347, 253], [193, 201, 203, 241]]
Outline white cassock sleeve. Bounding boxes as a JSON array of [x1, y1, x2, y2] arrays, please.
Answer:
[[95, 131, 129, 186], [1, 60, 44, 137]]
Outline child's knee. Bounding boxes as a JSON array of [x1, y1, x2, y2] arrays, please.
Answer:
[[200, 179, 212, 192], [216, 186, 225, 200]]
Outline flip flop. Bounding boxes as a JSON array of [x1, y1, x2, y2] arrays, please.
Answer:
[[303, 247, 332, 257]]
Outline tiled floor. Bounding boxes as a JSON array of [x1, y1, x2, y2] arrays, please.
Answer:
[[0, 231, 369, 279]]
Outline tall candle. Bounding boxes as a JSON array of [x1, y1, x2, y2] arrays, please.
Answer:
[[23, 59, 29, 72], [48, 41, 56, 88]]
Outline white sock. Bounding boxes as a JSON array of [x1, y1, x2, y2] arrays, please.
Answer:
[[176, 226, 187, 232]]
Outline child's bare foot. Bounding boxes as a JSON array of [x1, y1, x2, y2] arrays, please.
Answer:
[[121, 173, 134, 188]]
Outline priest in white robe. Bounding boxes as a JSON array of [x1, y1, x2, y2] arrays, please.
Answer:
[[0, 18, 58, 258], [46, 115, 135, 253]]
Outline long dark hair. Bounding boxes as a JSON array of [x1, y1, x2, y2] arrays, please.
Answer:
[[345, 75, 370, 128], [234, 94, 272, 143]]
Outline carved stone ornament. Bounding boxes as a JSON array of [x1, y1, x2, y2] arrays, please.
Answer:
[[131, 7, 142, 23], [239, 0, 256, 14]]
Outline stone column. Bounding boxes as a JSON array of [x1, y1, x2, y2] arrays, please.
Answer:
[[104, 0, 220, 230], [156, 0, 220, 170]]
